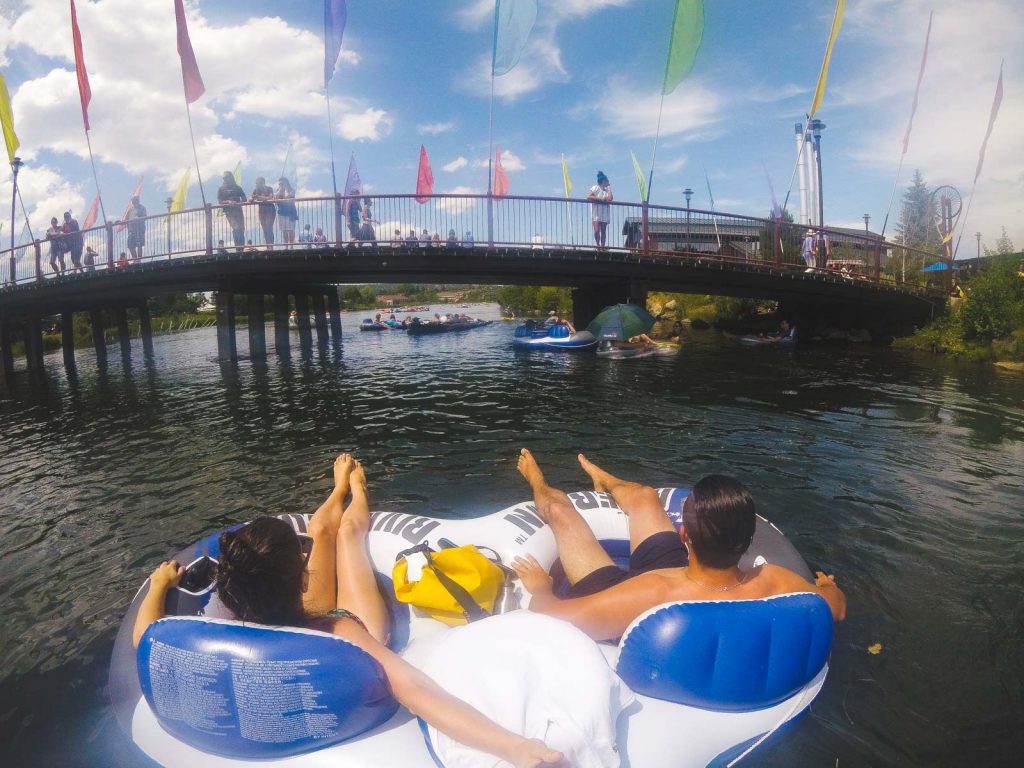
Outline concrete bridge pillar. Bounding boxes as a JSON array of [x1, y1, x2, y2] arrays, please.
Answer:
[[89, 310, 107, 368], [273, 293, 290, 355], [215, 287, 237, 361], [25, 316, 44, 374], [247, 293, 266, 359], [0, 318, 12, 387], [294, 294, 313, 352], [61, 312, 76, 371], [138, 304, 154, 359], [311, 294, 328, 346], [326, 289, 343, 341], [571, 282, 648, 331], [115, 308, 132, 362]]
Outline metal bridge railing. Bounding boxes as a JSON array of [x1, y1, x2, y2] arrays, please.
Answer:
[[0, 194, 946, 294]]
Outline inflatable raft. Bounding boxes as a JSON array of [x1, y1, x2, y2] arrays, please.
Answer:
[[596, 340, 681, 360], [738, 328, 797, 347], [512, 323, 598, 350], [110, 489, 832, 767]]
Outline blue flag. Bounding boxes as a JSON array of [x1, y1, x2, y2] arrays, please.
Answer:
[[492, 0, 538, 76], [324, 0, 347, 87]]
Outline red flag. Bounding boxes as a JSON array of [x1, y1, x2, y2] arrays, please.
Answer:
[[82, 193, 100, 230], [116, 177, 144, 232], [70, 0, 91, 130], [174, 0, 205, 103], [415, 145, 434, 204], [493, 146, 509, 198]]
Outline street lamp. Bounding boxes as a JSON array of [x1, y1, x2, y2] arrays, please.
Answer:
[[684, 187, 693, 251], [165, 196, 174, 259], [975, 231, 981, 259], [863, 213, 870, 233], [9, 156, 23, 283], [808, 119, 826, 228]]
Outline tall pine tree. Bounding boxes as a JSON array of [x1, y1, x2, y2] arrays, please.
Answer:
[[896, 170, 941, 255]]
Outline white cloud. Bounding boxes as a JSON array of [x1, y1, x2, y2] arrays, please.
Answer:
[[437, 185, 483, 213], [578, 76, 722, 141], [443, 156, 468, 172], [472, 149, 525, 172], [337, 107, 393, 142], [0, 164, 86, 233], [418, 121, 456, 136]]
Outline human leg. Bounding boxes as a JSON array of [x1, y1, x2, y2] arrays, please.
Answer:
[[260, 212, 276, 245], [335, 461, 389, 644], [578, 454, 676, 555], [517, 448, 616, 584], [303, 454, 353, 615]]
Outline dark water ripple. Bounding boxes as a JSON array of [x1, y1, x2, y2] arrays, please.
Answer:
[[1, 307, 1023, 766]]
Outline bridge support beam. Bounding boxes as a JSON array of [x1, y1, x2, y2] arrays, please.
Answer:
[[62, 312, 76, 371], [25, 316, 44, 374], [247, 293, 266, 359], [273, 293, 290, 355], [311, 294, 328, 346], [138, 304, 154, 359], [295, 294, 313, 352], [215, 287, 237, 361], [0, 318, 12, 387], [571, 282, 648, 331], [90, 310, 107, 368], [326, 289, 342, 341], [115, 308, 131, 362]]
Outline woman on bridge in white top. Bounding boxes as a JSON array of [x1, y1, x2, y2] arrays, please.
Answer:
[[587, 171, 613, 248]]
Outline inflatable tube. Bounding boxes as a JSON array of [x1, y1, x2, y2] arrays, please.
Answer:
[[359, 320, 388, 332], [596, 341, 680, 359], [738, 329, 797, 347], [110, 489, 830, 767], [512, 324, 597, 350], [406, 320, 490, 336]]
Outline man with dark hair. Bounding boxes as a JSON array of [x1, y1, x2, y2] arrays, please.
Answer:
[[511, 449, 846, 641]]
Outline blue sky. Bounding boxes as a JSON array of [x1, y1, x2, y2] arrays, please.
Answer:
[[0, 0, 1020, 253]]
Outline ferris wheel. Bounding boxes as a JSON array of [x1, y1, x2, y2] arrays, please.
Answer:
[[930, 185, 962, 240]]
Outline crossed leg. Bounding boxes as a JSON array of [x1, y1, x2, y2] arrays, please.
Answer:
[[517, 449, 615, 585]]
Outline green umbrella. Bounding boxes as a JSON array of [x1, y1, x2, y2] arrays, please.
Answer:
[[586, 303, 656, 340]]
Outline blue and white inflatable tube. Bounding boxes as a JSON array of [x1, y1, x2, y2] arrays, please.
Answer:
[[109, 489, 832, 767], [512, 323, 597, 350]]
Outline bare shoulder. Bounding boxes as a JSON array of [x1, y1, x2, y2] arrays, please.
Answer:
[[755, 563, 814, 592]]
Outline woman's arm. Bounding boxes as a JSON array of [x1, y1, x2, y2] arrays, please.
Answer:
[[334, 621, 562, 768], [132, 561, 185, 648]]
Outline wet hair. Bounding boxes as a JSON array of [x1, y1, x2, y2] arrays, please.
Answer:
[[215, 517, 307, 626], [682, 475, 756, 569]]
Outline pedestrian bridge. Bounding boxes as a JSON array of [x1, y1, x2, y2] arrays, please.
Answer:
[[0, 193, 944, 378]]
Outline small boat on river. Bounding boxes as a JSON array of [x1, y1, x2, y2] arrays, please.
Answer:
[[513, 322, 597, 350]]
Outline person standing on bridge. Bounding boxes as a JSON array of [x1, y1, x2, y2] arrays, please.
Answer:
[[251, 177, 277, 247], [125, 196, 147, 263], [815, 231, 831, 271], [46, 217, 67, 274], [587, 171, 612, 248], [217, 171, 247, 251], [62, 211, 85, 273], [275, 177, 299, 245]]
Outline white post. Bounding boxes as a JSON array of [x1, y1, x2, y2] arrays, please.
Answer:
[[806, 131, 819, 227], [796, 123, 809, 226]]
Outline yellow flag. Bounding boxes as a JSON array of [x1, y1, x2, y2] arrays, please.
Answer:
[[171, 168, 190, 212], [630, 150, 649, 202], [808, 0, 846, 118], [561, 154, 572, 198], [0, 73, 19, 164], [232, 161, 242, 186]]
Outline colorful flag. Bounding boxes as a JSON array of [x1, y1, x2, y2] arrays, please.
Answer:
[[324, 0, 347, 87], [343, 153, 361, 219], [82, 193, 100, 230], [901, 11, 932, 156], [170, 167, 190, 213], [808, 0, 846, 118], [70, 0, 92, 131], [561, 154, 572, 199], [492, 0, 538, 76], [232, 161, 242, 187], [493, 147, 509, 198], [974, 61, 1004, 184], [116, 177, 144, 231], [174, 0, 205, 103], [662, 0, 705, 94], [415, 144, 434, 204], [630, 150, 649, 202], [0, 73, 18, 163]]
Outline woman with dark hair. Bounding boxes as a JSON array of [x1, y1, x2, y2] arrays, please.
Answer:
[[358, 196, 376, 242], [133, 454, 561, 768], [275, 177, 299, 245]]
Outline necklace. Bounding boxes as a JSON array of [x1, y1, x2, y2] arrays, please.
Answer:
[[684, 569, 747, 592]]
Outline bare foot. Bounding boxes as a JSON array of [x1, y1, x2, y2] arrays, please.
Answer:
[[577, 453, 616, 493], [517, 449, 571, 525], [516, 448, 546, 489], [333, 453, 354, 498], [349, 460, 367, 500]]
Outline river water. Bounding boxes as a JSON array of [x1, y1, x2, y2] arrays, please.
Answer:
[[1, 303, 1021, 767]]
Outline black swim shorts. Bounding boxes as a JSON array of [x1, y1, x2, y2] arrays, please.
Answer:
[[565, 530, 689, 598]]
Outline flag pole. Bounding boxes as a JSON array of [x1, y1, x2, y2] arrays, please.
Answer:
[[183, 99, 207, 207], [83, 129, 108, 226], [326, 90, 338, 197]]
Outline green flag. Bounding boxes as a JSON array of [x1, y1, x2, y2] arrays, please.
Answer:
[[630, 150, 649, 202], [662, 0, 705, 94]]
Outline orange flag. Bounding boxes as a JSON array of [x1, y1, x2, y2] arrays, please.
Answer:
[[70, 0, 92, 130], [493, 147, 509, 198], [82, 193, 100, 230], [116, 177, 144, 231], [174, 0, 205, 103], [415, 144, 433, 203]]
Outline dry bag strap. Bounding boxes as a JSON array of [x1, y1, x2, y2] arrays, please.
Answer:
[[395, 543, 490, 622]]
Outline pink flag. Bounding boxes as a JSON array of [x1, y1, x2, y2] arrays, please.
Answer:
[[415, 145, 434, 204], [901, 11, 932, 156], [174, 0, 205, 103], [70, 0, 91, 130], [116, 177, 144, 232], [82, 193, 100, 230], [493, 147, 509, 198], [974, 61, 1004, 184]]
